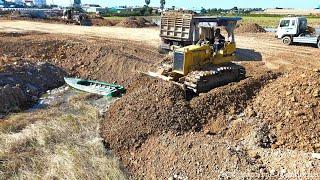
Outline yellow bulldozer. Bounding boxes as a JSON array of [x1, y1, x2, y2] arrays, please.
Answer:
[[146, 12, 246, 94]]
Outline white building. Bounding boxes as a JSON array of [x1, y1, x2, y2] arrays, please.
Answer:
[[33, 0, 46, 6], [24, 0, 34, 6], [82, 4, 107, 13], [6, 0, 24, 4]]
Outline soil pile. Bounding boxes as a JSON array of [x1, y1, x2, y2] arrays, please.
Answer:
[[1, 14, 68, 24], [0, 61, 66, 115], [101, 78, 199, 151], [1, 14, 124, 27], [89, 18, 120, 26], [101, 71, 279, 154], [117, 17, 156, 28], [0, 32, 163, 86], [236, 23, 266, 33], [249, 69, 320, 152]]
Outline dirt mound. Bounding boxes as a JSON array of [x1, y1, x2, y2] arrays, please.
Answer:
[[89, 18, 120, 26], [249, 69, 320, 152], [101, 71, 279, 154], [236, 23, 266, 33], [117, 17, 141, 28], [0, 61, 66, 115], [101, 78, 199, 151], [0, 33, 163, 86], [117, 17, 156, 28]]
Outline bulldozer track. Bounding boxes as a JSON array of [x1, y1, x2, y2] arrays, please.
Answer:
[[184, 63, 246, 93]]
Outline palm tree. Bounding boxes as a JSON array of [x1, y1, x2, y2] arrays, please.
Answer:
[[160, 0, 165, 11], [145, 0, 150, 6]]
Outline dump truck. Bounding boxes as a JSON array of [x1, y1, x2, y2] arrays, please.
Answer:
[[276, 17, 320, 48], [159, 11, 240, 52], [147, 14, 245, 96], [62, 9, 91, 26]]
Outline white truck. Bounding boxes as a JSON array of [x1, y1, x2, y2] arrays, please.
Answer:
[[276, 17, 320, 48]]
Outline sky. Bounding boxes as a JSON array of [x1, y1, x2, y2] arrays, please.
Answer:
[[51, 0, 320, 9]]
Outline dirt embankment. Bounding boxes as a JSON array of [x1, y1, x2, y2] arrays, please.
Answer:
[[100, 67, 280, 165], [101, 66, 320, 179], [117, 17, 157, 28], [0, 32, 163, 116], [2, 31, 320, 179], [0, 32, 163, 86], [89, 17, 120, 26], [249, 69, 320, 152], [0, 61, 66, 115], [0, 16, 156, 28], [236, 23, 266, 33]]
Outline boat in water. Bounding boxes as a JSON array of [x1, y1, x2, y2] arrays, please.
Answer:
[[64, 77, 126, 97]]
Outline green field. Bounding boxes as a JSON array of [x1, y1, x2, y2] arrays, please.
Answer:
[[103, 16, 126, 20], [103, 15, 320, 28], [241, 16, 320, 28]]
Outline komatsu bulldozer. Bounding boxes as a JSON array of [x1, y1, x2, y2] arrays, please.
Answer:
[[146, 12, 246, 94]]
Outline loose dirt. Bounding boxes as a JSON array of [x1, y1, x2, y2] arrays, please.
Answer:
[[100, 66, 280, 168], [248, 69, 320, 152], [0, 32, 163, 86], [0, 15, 157, 28], [0, 31, 162, 117], [1, 25, 320, 179], [0, 61, 66, 115], [90, 18, 120, 26], [236, 23, 266, 33], [117, 17, 156, 28]]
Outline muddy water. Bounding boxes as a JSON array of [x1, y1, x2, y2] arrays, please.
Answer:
[[29, 85, 118, 115]]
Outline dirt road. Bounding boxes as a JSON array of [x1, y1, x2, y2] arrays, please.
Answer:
[[1, 20, 319, 70], [0, 20, 160, 47], [236, 33, 320, 70]]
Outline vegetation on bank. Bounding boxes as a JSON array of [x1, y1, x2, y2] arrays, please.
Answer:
[[0, 94, 127, 179], [103, 15, 320, 28], [241, 16, 320, 27]]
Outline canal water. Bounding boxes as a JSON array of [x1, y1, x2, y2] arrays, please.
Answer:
[[29, 85, 118, 115]]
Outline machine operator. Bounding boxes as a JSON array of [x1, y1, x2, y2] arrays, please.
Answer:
[[213, 28, 225, 52]]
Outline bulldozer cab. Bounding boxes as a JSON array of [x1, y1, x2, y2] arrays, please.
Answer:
[[172, 17, 241, 76], [195, 17, 240, 44]]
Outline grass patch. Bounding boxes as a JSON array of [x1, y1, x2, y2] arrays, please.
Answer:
[[103, 16, 126, 20], [241, 16, 320, 28], [0, 94, 127, 179]]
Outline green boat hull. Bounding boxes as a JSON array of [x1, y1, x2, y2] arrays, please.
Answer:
[[64, 77, 125, 97]]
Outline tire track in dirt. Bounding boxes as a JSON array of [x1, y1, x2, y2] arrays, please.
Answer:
[[237, 34, 320, 69]]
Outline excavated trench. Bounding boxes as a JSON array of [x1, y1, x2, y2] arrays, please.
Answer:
[[0, 32, 163, 117], [1, 32, 319, 179]]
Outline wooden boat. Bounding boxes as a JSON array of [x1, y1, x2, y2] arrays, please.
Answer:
[[64, 77, 125, 97]]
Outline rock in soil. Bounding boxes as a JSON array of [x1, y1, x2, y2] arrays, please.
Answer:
[[249, 69, 320, 152]]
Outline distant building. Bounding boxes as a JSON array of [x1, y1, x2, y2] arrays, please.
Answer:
[[24, 0, 33, 6], [6, 0, 23, 4], [82, 4, 107, 13], [108, 6, 128, 13], [33, 0, 46, 6]]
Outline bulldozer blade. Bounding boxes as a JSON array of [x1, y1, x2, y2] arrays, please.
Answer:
[[138, 71, 184, 88], [139, 71, 173, 81]]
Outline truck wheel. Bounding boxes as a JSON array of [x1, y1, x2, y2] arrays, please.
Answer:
[[282, 36, 292, 45], [318, 41, 320, 48], [158, 46, 169, 54]]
